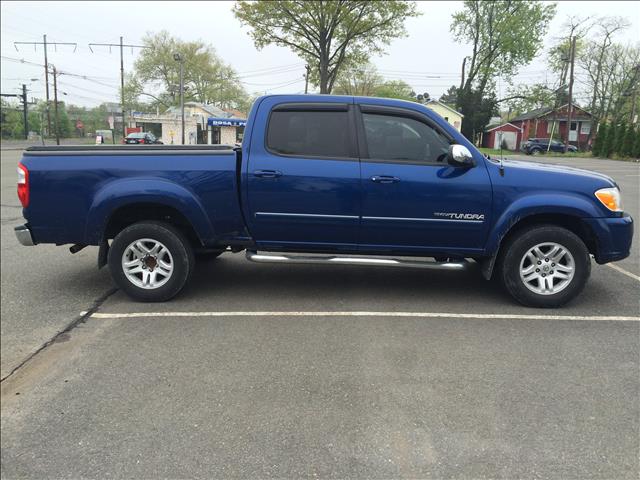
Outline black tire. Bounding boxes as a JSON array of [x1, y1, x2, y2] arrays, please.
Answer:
[[530, 148, 542, 155], [498, 225, 591, 308], [108, 221, 195, 302]]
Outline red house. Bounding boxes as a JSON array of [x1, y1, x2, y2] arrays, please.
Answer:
[[509, 103, 594, 151]]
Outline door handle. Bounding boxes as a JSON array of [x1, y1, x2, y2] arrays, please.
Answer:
[[253, 169, 283, 178], [370, 175, 400, 184]]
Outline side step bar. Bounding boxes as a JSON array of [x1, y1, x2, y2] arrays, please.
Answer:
[[245, 251, 468, 270]]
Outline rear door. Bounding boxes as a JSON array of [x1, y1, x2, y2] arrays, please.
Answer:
[[357, 103, 492, 254], [246, 99, 361, 250]]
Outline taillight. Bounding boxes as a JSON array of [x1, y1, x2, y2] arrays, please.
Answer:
[[138, 138, 145, 144], [17, 163, 29, 208]]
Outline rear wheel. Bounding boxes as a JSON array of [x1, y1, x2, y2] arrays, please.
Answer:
[[108, 221, 194, 302], [499, 225, 591, 308]]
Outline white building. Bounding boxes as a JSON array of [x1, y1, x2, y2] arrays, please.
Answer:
[[130, 102, 246, 145]]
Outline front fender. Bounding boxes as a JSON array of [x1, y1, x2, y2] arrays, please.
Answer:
[[85, 178, 215, 244], [485, 192, 604, 255]]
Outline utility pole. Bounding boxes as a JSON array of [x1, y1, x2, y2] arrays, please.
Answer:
[[88, 38, 150, 140], [14, 36, 77, 137], [52, 65, 60, 145], [120, 36, 125, 138], [21, 84, 28, 139], [172, 53, 185, 144], [564, 36, 577, 153], [304, 65, 310, 94], [44, 35, 50, 137]]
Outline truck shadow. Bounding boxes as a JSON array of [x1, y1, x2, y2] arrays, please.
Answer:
[[181, 254, 510, 308]]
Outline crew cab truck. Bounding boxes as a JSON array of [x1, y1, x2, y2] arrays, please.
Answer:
[[15, 95, 633, 307]]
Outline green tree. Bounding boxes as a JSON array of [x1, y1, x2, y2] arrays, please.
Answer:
[[451, 1, 555, 135], [504, 83, 557, 115], [602, 122, 616, 157], [439, 86, 459, 105], [234, 0, 419, 94], [1, 99, 24, 138], [452, 1, 555, 95], [373, 80, 415, 101], [127, 30, 249, 111], [333, 62, 383, 96], [614, 122, 627, 155], [458, 87, 498, 142], [53, 102, 72, 138], [621, 124, 635, 157], [632, 128, 640, 158], [592, 122, 606, 156]]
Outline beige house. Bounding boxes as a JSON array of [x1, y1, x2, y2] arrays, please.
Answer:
[[425, 100, 464, 132], [131, 102, 246, 145]]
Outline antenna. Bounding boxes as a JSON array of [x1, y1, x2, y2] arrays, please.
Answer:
[[499, 131, 505, 176]]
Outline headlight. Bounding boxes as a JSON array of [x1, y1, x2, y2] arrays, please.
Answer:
[[594, 187, 623, 212]]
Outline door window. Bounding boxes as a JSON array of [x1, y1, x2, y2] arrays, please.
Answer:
[[267, 110, 352, 158], [362, 113, 450, 164]]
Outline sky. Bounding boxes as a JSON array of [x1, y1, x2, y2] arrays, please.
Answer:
[[1, 1, 639, 108]]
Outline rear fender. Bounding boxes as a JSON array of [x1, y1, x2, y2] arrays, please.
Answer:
[[85, 178, 215, 244]]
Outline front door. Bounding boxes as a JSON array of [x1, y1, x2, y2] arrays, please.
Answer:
[[357, 104, 492, 255], [569, 121, 578, 142], [246, 100, 360, 251]]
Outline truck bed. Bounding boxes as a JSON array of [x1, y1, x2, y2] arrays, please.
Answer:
[[20, 145, 247, 247]]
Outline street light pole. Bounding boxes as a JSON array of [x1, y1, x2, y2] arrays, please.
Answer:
[[174, 53, 185, 145]]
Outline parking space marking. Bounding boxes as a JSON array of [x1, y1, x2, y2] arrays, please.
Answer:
[[606, 263, 640, 282], [91, 311, 640, 322]]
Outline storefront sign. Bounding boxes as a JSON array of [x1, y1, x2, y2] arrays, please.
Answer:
[[207, 117, 247, 127]]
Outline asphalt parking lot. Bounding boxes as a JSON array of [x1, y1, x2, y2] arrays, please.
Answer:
[[1, 149, 638, 478]]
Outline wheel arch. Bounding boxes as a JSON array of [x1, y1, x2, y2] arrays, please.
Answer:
[[85, 178, 216, 246], [481, 212, 598, 280]]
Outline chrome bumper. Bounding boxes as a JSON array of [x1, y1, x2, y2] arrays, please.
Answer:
[[14, 224, 35, 246]]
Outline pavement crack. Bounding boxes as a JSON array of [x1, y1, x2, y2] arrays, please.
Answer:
[[0, 287, 118, 384]]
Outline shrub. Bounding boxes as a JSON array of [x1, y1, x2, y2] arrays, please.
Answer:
[[602, 123, 616, 158], [592, 123, 606, 156], [632, 127, 640, 159], [622, 125, 635, 157], [614, 122, 627, 156]]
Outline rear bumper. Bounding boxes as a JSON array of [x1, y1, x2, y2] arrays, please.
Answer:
[[584, 214, 634, 264], [14, 224, 35, 246]]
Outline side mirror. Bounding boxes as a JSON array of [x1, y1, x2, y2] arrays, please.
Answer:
[[447, 144, 475, 167]]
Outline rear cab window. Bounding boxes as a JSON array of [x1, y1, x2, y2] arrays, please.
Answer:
[[266, 106, 354, 158]]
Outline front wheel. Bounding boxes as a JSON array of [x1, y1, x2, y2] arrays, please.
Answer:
[[499, 225, 591, 308], [108, 221, 195, 302]]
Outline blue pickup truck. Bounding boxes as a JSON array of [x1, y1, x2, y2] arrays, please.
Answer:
[[15, 95, 633, 307]]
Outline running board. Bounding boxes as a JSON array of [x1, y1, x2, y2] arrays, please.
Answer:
[[245, 251, 468, 270]]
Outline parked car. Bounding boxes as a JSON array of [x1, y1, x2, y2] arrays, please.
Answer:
[[123, 132, 163, 144], [521, 138, 578, 155], [14, 94, 633, 307]]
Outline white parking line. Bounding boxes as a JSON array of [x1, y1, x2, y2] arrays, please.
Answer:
[[606, 263, 640, 282], [91, 311, 640, 322]]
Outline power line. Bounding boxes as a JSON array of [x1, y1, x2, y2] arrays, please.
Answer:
[[14, 36, 78, 135], [88, 37, 151, 138]]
